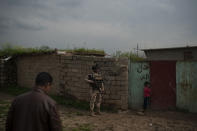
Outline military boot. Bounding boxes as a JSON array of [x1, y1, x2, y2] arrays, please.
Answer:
[[90, 111, 96, 117], [96, 109, 102, 115]]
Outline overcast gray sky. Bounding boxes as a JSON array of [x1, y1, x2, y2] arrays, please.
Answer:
[[0, 0, 197, 53]]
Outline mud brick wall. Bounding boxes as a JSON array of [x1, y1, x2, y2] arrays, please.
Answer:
[[16, 54, 61, 94], [59, 55, 128, 110]]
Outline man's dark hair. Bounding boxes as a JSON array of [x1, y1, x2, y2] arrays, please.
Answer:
[[35, 72, 53, 86], [144, 81, 150, 86]]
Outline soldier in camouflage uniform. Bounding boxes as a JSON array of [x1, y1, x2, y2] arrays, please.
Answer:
[[85, 64, 104, 116]]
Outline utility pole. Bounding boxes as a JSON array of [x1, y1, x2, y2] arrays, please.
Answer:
[[133, 43, 139, 57], [137, 43, 139, 57]]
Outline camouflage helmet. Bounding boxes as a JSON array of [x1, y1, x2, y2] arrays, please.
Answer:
[[92, 64, 99, 71]]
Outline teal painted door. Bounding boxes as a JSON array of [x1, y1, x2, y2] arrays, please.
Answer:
[[176, 61, 197, 112], [128, 61, 150, 109]]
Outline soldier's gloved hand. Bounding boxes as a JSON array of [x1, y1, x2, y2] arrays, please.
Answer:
[[89, 80, 94, 84], [86, 79, 94, 84], [100, 87, 104, 92]]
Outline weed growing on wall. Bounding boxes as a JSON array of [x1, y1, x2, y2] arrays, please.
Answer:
[[0, 43, 54, 57]]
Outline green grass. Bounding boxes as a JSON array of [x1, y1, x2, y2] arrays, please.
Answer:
[[0, 100, 10, 116], [0, 85, 31, 96], [63, 123, 93, 131], [0, 86, 117, 112], [0, 43, 54, 57], [76, 123, 92, 131], [45, 95, 117, 112], [50, 95, 90, 110], [0, 43, 105, 57], [62, 48, 105, 56], [0, 86, 90, 110], [75, 111, 84, 116], [0, 100, 11, 131]]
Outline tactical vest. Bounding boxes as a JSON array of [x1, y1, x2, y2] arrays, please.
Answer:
[[88, 73, 103, 90]]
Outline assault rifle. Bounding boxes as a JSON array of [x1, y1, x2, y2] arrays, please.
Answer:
[[88, 74, 104, 93]]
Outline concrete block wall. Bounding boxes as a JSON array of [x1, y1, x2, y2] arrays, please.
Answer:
[[16, 54, 129, 110], [59, 55, 128, 110], [17, 54, 61, 94], [0, 58, 17, 87]]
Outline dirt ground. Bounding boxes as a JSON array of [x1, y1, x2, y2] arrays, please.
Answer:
[[0, 92, 197, 131], [60, 106, 197, 131]]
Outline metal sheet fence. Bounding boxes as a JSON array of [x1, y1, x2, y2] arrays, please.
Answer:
[[176, 61, 197, 112], [128, 61, 150, 109], [128, 61, 197, 112]]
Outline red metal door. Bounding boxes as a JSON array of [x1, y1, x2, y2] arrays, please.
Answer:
[[150, 61, 176, 110]]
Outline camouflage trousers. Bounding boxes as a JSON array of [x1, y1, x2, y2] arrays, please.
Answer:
[[90, 89, 102, 112]]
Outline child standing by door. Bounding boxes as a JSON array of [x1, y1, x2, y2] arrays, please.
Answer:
[[143, 81, 151, 112]]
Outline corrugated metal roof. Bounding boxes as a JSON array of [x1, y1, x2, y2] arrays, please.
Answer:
[[141, 45, 197, 51]]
